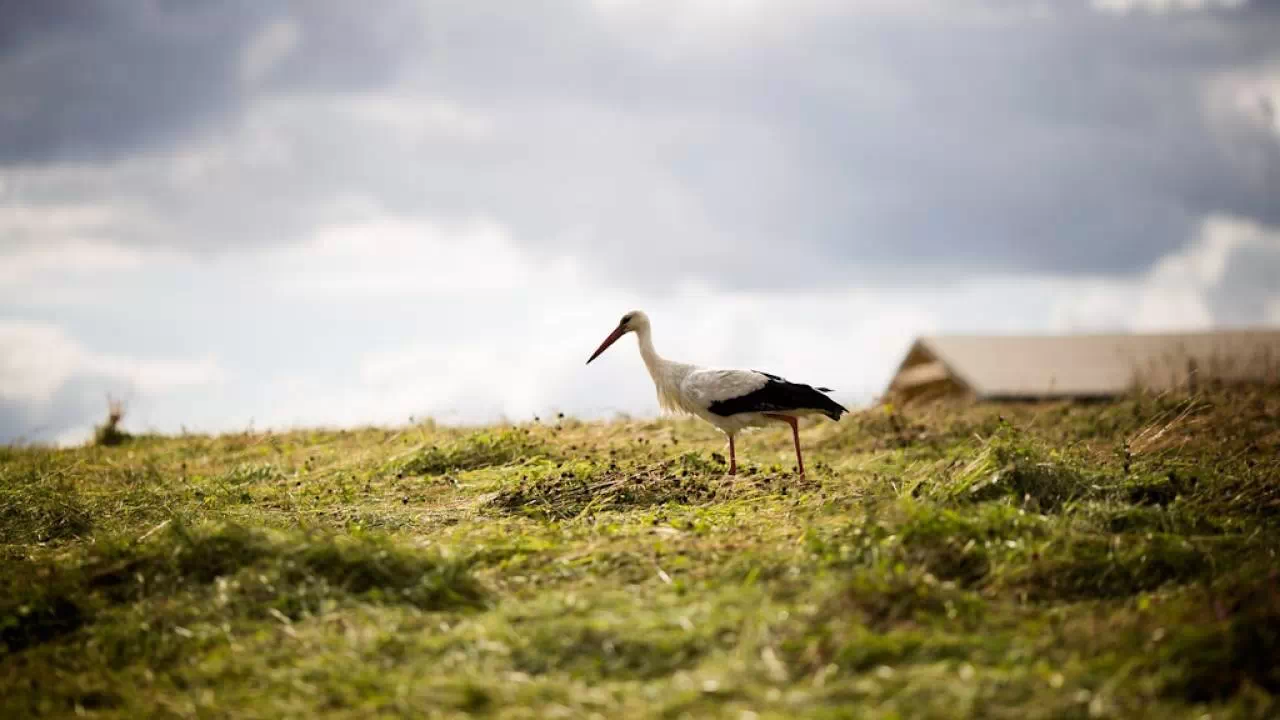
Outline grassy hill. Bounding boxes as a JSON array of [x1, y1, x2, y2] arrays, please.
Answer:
[[2, 387, 1278, 718]]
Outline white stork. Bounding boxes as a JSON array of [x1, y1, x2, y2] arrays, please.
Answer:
[[585, 310, 846, 476]]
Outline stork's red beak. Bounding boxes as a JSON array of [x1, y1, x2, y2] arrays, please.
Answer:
[[586, 325, 626, 365]]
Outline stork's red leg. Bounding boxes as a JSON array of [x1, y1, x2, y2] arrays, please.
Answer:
[[766, 414, 805, 476], [728, 434, 737, 475], [786, 417, 805, 476]]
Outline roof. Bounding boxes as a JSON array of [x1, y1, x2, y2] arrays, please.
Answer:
[[888, 328, 1280, 400]]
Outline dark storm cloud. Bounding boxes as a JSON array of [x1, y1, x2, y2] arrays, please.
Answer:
[[2, 1, 1278, 290], [0, 0, 107, 53], [403, 2, 1280, 283], [783, 4, 1280, 277], [0, 0, 266, 163], [0, 0, 425, 164]]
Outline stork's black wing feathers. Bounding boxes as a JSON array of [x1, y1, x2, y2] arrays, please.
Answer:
[[707, 371, 847, 421]]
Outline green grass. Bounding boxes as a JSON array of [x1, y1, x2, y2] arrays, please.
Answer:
[[3, 388, 1279, 718]]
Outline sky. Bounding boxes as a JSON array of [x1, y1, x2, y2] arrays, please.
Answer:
[[2, 0, 1279, 444]]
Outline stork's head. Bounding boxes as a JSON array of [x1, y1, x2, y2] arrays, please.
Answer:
[[586, 310, 648, 365]]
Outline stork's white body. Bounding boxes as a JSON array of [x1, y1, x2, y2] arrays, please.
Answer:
[[586, 310, 846, 475], [634, 329, 787, 433]]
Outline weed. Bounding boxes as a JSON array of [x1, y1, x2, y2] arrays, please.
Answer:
[[93, 395, 131, 447]]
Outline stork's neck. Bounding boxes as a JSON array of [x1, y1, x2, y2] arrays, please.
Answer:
[[633, 323, 696, 415], [635, 325, 664, 375], [635, 325, 693, 386]]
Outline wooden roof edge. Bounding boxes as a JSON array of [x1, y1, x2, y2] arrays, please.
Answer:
[[887, 338, 978, 397], [913, 326, 1280, 344], [914, 336, 986, 396]]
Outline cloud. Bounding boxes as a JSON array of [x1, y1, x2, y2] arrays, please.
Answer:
[[1047, 214, 1280, 332], [0, 239, 164, 290], [0, 2, 267, 164], [1092, 0, 1247, 14], [0, 321, 224, 443], [3, 1, 1278, 294], [2, 1, 1278, 444], [239, 17, 301, 88], [1, 212, 1274, 444], [0, 0, 429, 164], [0, 322, 88, 404], [260, 213, 552, 297], [0, 219, 190, 306]]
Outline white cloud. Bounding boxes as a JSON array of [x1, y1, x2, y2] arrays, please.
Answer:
[[4, 212, 1275, 443], [0, 204, 123, 240], [344, 95, 494, 140], [1048, 214, 1280, 332], [0, 89, 496, 267], [0, 203, 181, 297], [3, 210, 1274, 443], [589, 0, 945, 23], [0, 240, 150, 288], [1092, 0, 1247, 13], [259, 213, 575, 297], [1205, 62, 1280, 144], [0, 321, 224, 406], [353, 343, 572, 423], [0, 323, 88, 405], [1138, 214, 1280, 327], [240, 18, 301, 87], [586, 0, 960, 54], [0, 235, 191, 308]]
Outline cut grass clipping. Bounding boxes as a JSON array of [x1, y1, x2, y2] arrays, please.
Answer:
[[397, 428, 548, 476], [2, 523, 485, 655], [487, 452, 816, 519]]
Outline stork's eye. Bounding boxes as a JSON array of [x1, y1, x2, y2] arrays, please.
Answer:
[[621, 314, 632, 325]]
